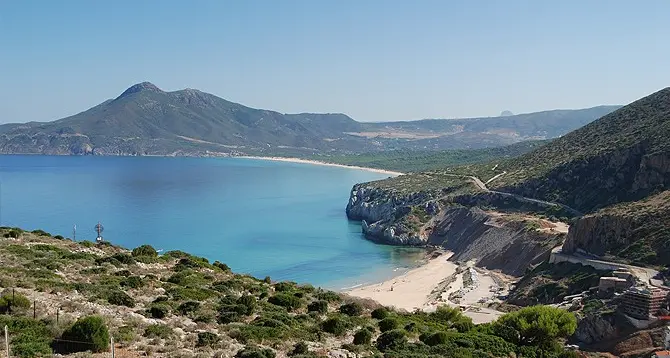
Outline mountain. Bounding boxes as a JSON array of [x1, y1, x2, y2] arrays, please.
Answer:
[[0, 82, 619, 156], [500, 110, 514, 116], [485, 87, 670, 213]]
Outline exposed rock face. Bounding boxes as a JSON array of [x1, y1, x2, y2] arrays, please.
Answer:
[[346, 184, 564, 276], [574, 312, 618, 345], [562, 190, 670, 266]]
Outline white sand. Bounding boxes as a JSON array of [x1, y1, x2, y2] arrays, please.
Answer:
[[235, 156, 404, 176], [346, 253, 459, 312]]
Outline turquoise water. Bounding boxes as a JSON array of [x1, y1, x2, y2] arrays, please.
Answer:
[[0, 155, 423, 289]]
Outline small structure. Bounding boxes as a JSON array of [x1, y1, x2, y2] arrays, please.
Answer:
[[622, 286, 669, 320], [94, 222, 104, 242], [599, 276, 631, 296], [613, 270, 636, 282]]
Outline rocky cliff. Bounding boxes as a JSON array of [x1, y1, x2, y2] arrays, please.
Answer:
[[346, 182, 565, 276], [562, 190, 670, 266]]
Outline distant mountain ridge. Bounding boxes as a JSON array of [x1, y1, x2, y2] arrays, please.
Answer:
[[0, 82, 620, 156]]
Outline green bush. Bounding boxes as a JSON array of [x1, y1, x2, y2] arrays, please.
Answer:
[[322, 316, 348, 336], [238, 295, 257, 314], [0, 316, 52, 357], [177, 301, 201, 316], [131, 244, 158, 257], [422, 331, 450, 346], [60, 315, 110, 353], [149, 303, 170, 319], [290, 341, 309, 356], [0, 292, 32, 313], [236, 345, 276, 358], [307, 300, 328, 314], [339, 302, 363, 316], [106, 290, 135, 307], [113, 325, 135, 343], [268, 293, 303, 311], [316, 290, 341, 303], [376, 329, 407, 351], [371, 307, 390, 319], [214, 261, 231, 272], [121, 276, 144, 289], [144, 324, 173, 339], [492, 306, 577, 349], [197, 331, 220, 347], [353, 329, 373, 345], [264, 276, 272, 284], [378, 317, 400, 332], [274, 281, 297, 292]]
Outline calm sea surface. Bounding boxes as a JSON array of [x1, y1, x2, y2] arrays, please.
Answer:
[[0, 155, 424, 289]]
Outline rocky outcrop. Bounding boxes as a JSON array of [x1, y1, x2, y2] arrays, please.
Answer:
[[574, 312, 619, 345], [346, 183, 564, 276], [562, 190, 670, 266]]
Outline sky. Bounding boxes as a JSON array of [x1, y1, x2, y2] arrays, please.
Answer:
[[1, 0, 669, 123]]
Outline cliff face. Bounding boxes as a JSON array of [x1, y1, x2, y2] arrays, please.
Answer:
[[562, 190, 670, 266], [346, 183, 564, 276]]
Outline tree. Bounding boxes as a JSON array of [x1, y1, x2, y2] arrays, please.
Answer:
[[492, 305, 577, 349], [60, 315, 110, 353], [353, 329, 373, 345], [131, 244, 157, 257], [376, 329, 407, 351]]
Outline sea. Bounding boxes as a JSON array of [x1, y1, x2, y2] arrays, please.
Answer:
[[0, 155, 425, 290]]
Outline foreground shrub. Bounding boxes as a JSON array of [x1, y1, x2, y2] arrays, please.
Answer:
[[0, 316, 52, 357], [268, 293, 303, 311], [353, 329, 373, 345], [422, 331, 450, 346], [376, 329, 407, 351], [131, 244, 158, 257], [371, 307, 390, 319], [60, 315, 110, 353], [322, 316, 348, 336], [339, 302, 363, 316], [378, 317, 400, 332], [149, 303, 170, 319], [106, 290, 135, 307], [177, 301, 201, 316], [290, 341, 309, 356], [236, 345, 276, 358], [307, 300, 328, 314], [492, 305, 577, 349], [0, 292, 31, 313], [144, 324, 173, 339], [316, 290, 341, 303], [197, 331, 220, 347]]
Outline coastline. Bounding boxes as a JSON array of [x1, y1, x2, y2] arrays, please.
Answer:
[[235, 155, 404, 176], [345, 251, 510, 323]]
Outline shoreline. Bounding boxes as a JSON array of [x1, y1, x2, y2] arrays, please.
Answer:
[[345, 251, 510, 324], [235, 155, 404, 176]]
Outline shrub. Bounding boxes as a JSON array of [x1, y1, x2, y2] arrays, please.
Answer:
[[322, 316, 347, 336], [353, 329, 373, 345], [371, 307, 390, 319], [106, 290, 135, 307], [144, 324, 173, 339], [274, 281, 296, 292], [378, 317, 400, 332], [453, 318, 475, 333], [131, 244, 158, 257], [0, 292, 32, 313], [121, 276, 144, 289], [235, 345, 276, 358], [316, 291, 341, 303], [177, 301, 201, 316], [197, 331, 220, 347], [290, 341, 309, 356], [214, 261, 231, 272], [492, 306, 577, 349], [307, 300, 328, 314], [268, 293, 303, 311], [238, 295, 257, 315], [60, 315, 110, 353], [339, 302, 363, 316], [0, 316, 52, 357], [149, 303, 170, 319], [423, 331, 450, 346], [376, 329, 407, 351], [113, 325, 135, 343], [264, 276, 272, 284]]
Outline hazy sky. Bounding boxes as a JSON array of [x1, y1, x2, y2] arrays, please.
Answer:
[[1, 0, 669, 123]]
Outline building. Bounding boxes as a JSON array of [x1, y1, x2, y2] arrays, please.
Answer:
[[613, 270, 636, 283], [599, 276, 631, 294], [622, 286, 668, 320]]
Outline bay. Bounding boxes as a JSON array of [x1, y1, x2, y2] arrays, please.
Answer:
[[0, 155, 424, 289]]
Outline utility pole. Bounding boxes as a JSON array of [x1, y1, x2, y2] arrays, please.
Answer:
[[4, 325, 8, 358], [73, 224, 76, 241]]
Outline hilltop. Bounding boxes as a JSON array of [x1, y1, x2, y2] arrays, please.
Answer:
[[0, 82, 618, 156]]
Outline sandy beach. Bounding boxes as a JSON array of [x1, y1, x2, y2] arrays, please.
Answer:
[[235, 156, 404, 176], [346, 252, 508, 323]]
